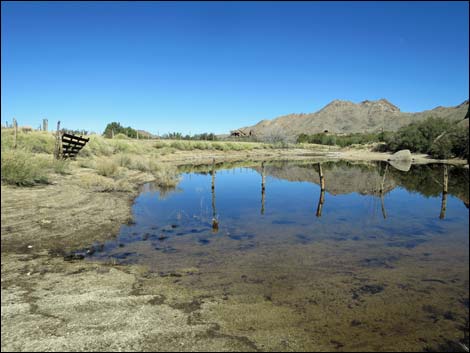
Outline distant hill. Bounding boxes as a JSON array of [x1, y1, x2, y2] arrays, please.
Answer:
[[235, 99, 469, 137], [136, 129, 157, 139]]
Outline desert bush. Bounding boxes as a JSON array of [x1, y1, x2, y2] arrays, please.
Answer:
[[85, 135, 114, 156], [154, 140, 168, 149], [1, 149, 49, 186], [115, 153, 133, 168], [128, 155, 155, 172], [51, 159, 70, 175], [152, 164, 180, 188], [95, 158, 120, 177], [76, 157, 96, 169], [113, 133, 129, 139], [261, 126, 293, 147]]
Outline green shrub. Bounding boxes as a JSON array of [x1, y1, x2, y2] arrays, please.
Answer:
[[385, 117, 467, 159], [114, 133, 129, 140], [387, 117, 454, 153], [297, 132, 380, 147], [450, 127, 469, 160]]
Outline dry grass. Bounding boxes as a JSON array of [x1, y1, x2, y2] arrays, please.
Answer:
[[0, 129, 311, 189], [95, 158, 120, 177], [153, 139, 275, 151], [79, 174, 133, 192]]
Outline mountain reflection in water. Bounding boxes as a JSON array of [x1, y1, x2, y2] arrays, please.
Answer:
[[82, 159, 468, 351]]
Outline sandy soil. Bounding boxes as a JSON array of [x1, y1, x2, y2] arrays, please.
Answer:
[[2, 148, 468, 352]]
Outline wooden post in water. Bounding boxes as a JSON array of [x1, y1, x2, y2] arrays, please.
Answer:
[[13, 118, 17, 149], [211, 158, 219, 232], [261, 161, 266, 215], [379, 164, 388, 219], [54, 121, 61, 160], [316, 163, 325, 217], [440, 165, 449, 219]]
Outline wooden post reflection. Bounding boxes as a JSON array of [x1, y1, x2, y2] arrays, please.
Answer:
[[261, 161, 266, 215], [211, 158, 219, 232], [379, 164, 388, 219], [316, 163, 325, 217], [439, 165, 448, 219]]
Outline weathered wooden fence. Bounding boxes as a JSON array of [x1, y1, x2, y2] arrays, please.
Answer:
[[61, 133, 90, 159]]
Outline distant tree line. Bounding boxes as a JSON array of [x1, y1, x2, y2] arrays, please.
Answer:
[[297, 131, 384, 147], [103, 122, 137, 138], [297, 116, 469, 160], [161, 132, 218, 141]]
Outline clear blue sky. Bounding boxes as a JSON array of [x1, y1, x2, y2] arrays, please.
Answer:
[[1, 1, 469, 135]]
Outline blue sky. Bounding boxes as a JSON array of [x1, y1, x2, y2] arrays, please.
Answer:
[[1, 1, 468, 135]]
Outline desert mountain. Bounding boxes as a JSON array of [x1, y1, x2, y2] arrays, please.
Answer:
[[235, 99, 469, 137]]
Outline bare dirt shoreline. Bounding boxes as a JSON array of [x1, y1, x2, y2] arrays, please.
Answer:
[[2, 148, 468, 352]]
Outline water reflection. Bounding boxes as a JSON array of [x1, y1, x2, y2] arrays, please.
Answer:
[[211, 158, 219, 232], [315, 163, 326, 217], [81, 159, 468, 351]]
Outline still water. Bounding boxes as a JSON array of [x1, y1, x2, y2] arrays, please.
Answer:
[[88, 160, 469, 351]]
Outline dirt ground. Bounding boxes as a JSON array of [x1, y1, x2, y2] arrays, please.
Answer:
[[1, 148, 468, 352]]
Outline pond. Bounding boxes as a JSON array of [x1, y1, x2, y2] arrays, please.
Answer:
[[85, 160, 469, 350]]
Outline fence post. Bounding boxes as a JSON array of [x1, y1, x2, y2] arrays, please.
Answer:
[[54, 121, 61, 160], [316, 163, 325, 217], [261, 161, 266, 215], [211, 158, 219, 232], [440, 165, 449, 219], [13, 118, 18, 149]]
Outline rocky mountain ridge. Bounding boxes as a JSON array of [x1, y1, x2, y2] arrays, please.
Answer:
[[235, 99, 469, 137]]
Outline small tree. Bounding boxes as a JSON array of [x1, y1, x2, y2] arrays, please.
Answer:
[[261, 126, 293, 147]]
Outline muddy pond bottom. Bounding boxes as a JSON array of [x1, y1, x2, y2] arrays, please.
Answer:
[[85, 160, 469, 351]]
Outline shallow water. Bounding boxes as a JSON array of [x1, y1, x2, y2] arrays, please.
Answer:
[[86, 160, 469, 351]]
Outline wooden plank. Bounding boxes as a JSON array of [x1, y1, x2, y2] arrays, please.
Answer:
[[62, 144, 83, 149], [62, 137, 87, 146], [62, 143, 83, 149], [62, 133, 90, 142], [62, 147, 83, 153]]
